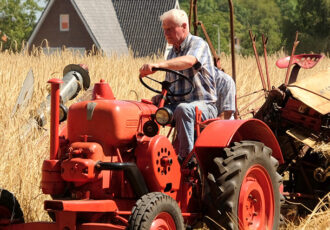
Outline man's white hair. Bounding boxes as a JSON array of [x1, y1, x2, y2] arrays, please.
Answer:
[[160, 9, 189, 31]]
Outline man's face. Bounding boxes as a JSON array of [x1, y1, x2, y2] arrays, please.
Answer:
[[162, 18, 187, 47]]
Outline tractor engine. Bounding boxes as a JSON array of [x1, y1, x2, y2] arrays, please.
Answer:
[[41, 79, 160, 200]]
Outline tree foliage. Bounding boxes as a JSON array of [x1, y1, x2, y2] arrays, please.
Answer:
[[179, 0, 329, 55], [235, 0, 282, 55], [278, 0, 329, 53], [0, 0, 41, 50]]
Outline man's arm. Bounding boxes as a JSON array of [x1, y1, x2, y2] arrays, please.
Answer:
[[139, 55, 197, 77]]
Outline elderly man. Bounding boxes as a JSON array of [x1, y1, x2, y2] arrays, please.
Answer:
[[139, 9, 235, 162]]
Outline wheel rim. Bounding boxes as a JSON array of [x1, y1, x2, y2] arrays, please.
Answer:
[[238, 165, 274, 230], [0, 206, 11, 225], [151, 212, 176, 230]]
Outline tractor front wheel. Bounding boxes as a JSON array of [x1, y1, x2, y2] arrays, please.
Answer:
[[128, 192, 184, 230], [0, 189, 24, 226], [206, 141, 283, 230]]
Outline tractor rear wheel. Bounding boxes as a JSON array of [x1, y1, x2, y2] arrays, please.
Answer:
[[128, 192, 184, 230], [0, 189, 24, 226], [206, 141, 283, 230]]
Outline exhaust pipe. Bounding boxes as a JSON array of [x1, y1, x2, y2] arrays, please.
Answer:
[[46, 64, 90, 160], [48, 78, 63, 160]]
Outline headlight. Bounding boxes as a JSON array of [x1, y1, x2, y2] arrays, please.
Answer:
[[155, 107, 173, 126], [143, 120, 159, 137]]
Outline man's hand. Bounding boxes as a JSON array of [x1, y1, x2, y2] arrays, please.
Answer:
[[139, 63, 159, 78]]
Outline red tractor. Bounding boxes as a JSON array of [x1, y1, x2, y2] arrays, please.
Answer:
[[0, 64, 284, 229]]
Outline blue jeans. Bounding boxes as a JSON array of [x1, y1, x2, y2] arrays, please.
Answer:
[[165, 101, 218, 158]]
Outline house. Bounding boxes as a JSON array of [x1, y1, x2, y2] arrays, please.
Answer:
[[28, 0, 179, 57]]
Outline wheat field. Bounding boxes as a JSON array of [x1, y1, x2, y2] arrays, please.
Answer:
[[0, 48, 329, 229]]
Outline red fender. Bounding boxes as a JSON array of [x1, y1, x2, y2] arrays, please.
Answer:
[[195, 119, 284, 164]]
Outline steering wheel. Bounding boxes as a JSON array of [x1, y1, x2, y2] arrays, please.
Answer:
[[139, 67, 194, 97]]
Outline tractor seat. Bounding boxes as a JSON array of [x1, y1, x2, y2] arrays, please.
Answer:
[[276, 54, 324, 69]]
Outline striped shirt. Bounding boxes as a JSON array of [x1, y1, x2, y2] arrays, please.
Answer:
[[165, 33, 217, 103]]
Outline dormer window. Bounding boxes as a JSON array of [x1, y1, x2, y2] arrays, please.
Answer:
[[60, 14, 69, 31]]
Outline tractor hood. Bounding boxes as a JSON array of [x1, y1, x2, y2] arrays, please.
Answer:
[[287, 68, 330, 115], [67, 99, 157, 148]]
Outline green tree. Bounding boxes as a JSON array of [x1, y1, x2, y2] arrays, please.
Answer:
[[235, 0, 282, 55], [275, 0, 298, 51], [179, 0, 218, 14], [179, 0, 283, 55], [179, 0, 242, 54], [279, 0, 330, 53], [198, 11, 232, 53], [180, 0, 329, 54], [0, 0, 42, 50]]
